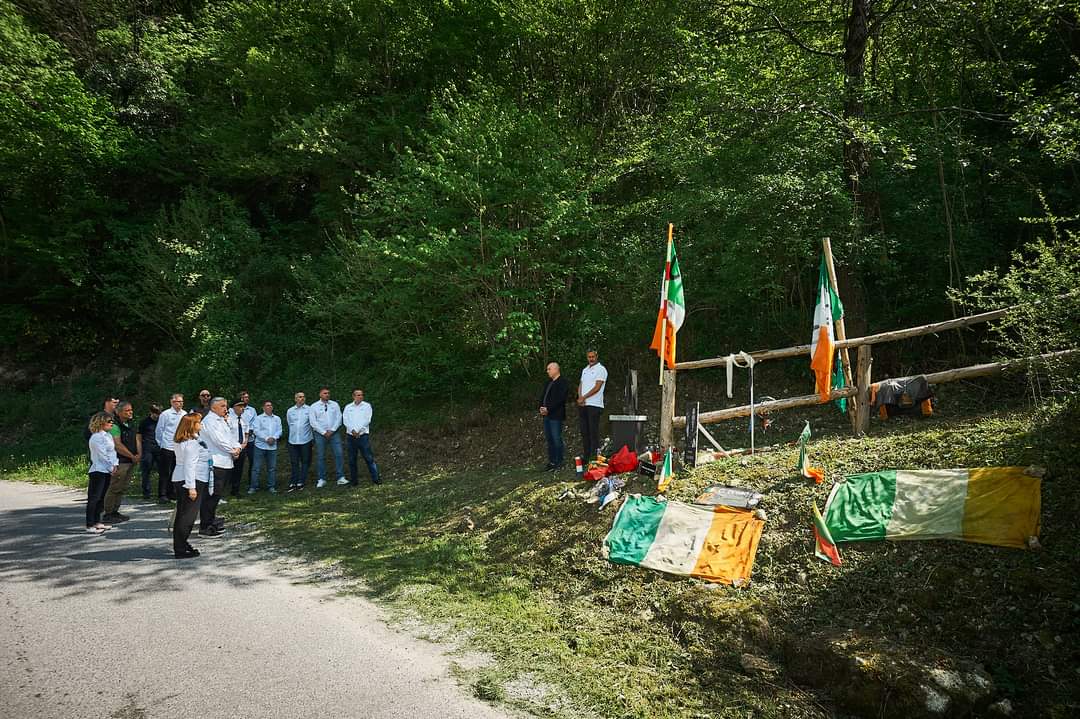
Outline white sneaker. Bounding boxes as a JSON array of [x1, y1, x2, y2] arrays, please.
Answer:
[[316, 479, 327, 488], [336, 477, 350, 486], [86, 526, 104, 535], [218, 498, 228, 505]]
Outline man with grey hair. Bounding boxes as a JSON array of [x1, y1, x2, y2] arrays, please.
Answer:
[[103, 400, 140, 523], [155, 393, 186, 502], [576, 348, 607, 460], [538, 362, 569, 471], [198, 396, 242, 537]]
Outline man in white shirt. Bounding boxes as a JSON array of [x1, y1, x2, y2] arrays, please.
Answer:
[[576, 349, 608, 460], [154, 393, 186, 503], [286, 391, 313, 492], [232, 390, 257, 496], [309, 386, 345, 488], [249, 400, 282, 494], [343, 389, 381, 486], [199, 397, 242, 537]]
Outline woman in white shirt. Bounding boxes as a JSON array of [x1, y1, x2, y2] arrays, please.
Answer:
[[171, 413, 208, 559], [87, 412, 119, 534]]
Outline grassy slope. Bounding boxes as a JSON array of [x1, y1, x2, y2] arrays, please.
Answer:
[[4, 394, 1078, 718]]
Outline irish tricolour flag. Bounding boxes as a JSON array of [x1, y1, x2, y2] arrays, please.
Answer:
[[650, 237, 685, 369], [810, 255, 843, 402], [797, 421, 824, 484], [656, 447, 675, 492], [822, 467, 1041, 549], [605, 495, 765, 585]]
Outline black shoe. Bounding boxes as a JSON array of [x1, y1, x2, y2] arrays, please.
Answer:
[[542, 463, 556, 472], [197, 527, 224, 538], [174, 548, 200, 558], [157, 496, 170, 504], [142, 494, 152, 500]]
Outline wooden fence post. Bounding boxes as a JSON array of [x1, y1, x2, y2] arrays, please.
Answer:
[[855, 344, 872, 436], [660, 369, 677, 449]]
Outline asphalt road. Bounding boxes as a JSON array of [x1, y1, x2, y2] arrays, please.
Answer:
[[0, 481, 509, 719]]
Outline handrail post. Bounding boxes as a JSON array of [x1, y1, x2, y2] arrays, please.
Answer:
[[660, 369, 676, 449], [855, 344, 872, 436]]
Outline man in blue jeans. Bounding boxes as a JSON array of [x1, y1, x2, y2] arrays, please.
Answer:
[[538, 362, 569, 471], [309, 386, 345, 488], [249, 400, 282, 493], [343, 389, 381, 486], [285, 391, 312, 492]]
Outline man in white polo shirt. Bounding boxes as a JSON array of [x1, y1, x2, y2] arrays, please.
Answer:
[[154, 393, 186, 503], [199, 397, 241, 537], [576, 349, 607, 461], [286, 391, 313, 491], [343, 389, 381, 486]]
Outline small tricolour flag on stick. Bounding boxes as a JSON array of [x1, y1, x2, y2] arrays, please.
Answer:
[[650, 228, 685, 371], [812, 500, 842, 566], [656, 447, 675, 492], [810, 255, 843, 402], [797, 421, 824, 484]]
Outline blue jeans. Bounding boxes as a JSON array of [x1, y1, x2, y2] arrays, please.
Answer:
[[312, 432, 344, 482], [250, 447, 278, 491], [140, 448, 159, 497], [287, 441, 312, 486], [543, 417, 564, 466], [346, 434, 381, 485]]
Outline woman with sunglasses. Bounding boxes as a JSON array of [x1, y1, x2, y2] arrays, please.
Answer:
[[87, 411, 119, 534]]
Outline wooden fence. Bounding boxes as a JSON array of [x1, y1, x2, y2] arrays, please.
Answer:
[[658, 301, 1077, 448]]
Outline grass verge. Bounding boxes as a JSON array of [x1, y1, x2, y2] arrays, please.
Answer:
[[4, 399, 1078, 718]]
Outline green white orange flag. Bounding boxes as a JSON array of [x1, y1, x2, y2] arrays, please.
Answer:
[[810, 255, 843, 402], [650, 237, 685, 370], [812, 500, 842, 566], [656, 447, 675, 492], [797, 421, 824, 484]]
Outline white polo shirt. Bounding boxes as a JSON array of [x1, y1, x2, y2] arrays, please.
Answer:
[[580, 362, 608, 408]]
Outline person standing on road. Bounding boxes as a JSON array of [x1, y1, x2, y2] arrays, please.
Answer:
[[236, 390, 257, 492], [249, 400, 282, 494], [343, 389, 381, 486], [286, 391, 313, 492], [538, 362, 569, 471], [83, 396, 118, 442], [171, 413, 207, 559], [86, 412, 119, 534], [154, 393, 185, 502], [103, 401, 140, 524], [576, 349, 608, 461], [229, 400, 251, 497], [309, 386, 345, 488], [199, 397, 241, 537], [138, 405, 161, 499]]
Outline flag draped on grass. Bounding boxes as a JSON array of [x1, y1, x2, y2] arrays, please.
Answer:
[[812, 500, 842, 566], [822, 467, 1041, 549], [650, 238, 685, 369], [810, 255, 843, 402], [656, 447, 675, 492], [605, 495, 765, 585], [797, 421, 825, 484]]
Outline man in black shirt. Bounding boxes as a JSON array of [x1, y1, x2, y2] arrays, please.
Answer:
[[138, 404, 162, 499], [538, 362, 569, 471], [103, 401, 140, 523]]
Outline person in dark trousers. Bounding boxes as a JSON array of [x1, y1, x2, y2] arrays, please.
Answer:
[[343, 389, 381, 486], [538, 362, 569, 471], [86, 412, 118, 534], [576, 349, 608, 461], [199, 397, 241, 537], [171, 413, 207, 558], [192, 389, 212, 417], [229, 400, 250, 496], [138, 405, 161, 499], [103, 401, 140, 524], [155, 393, 186, 502]]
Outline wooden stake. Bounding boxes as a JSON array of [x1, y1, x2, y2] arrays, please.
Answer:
[[658, 223, 674, 386], [660, 369, 677, 448], [855, 344, 872, 436], [822, 237, 858, 430]]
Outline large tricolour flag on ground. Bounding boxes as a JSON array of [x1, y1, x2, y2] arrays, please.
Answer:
[[650, 239, 685, 369], [605, 495, 765, 586], [822, 467, 1042, 549], [810, 255, 843, 402]]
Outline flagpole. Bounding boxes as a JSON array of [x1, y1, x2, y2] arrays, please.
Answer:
[[822, 237, 857, 430], [658, 223, 673, 386]]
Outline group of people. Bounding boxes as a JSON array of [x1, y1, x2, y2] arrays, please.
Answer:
[[83, 387, 381, 559], [536, 349, 609, 471]]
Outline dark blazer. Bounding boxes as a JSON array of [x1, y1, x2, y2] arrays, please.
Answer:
[[539, 376, 569, 421]]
